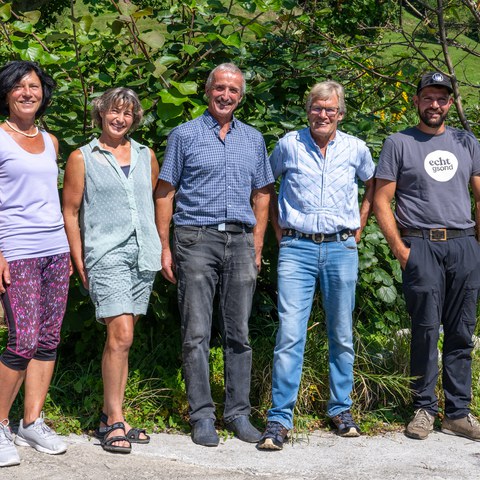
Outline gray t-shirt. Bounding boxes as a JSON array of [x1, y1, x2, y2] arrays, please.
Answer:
[[376, 126, 480, 229]]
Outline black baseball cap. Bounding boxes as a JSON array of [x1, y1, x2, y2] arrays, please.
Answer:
[[417, 72, 453, 94]]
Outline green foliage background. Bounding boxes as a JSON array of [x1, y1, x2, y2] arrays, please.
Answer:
[[0, 0, 480, 434]]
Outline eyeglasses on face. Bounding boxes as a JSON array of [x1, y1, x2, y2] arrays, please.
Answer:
[[309, 106, 339, 116]]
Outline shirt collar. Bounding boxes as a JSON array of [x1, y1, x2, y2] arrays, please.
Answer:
[[304, 127, 342, 149], [202, 110, 237, 130], [90, 136, 147, 153]]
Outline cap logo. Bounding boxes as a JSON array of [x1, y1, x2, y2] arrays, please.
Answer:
[[432, 73, 444, 81]]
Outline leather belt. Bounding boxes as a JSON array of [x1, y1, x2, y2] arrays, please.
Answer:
[[400, 227, 475, 241], [208, 223, 252, 233], [282, 228, 354, 243]]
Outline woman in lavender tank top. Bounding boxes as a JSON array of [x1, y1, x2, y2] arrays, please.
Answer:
[[0, 61, 70, 467]]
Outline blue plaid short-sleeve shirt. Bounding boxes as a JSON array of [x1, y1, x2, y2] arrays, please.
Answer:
[[159, 110, 273, 226]]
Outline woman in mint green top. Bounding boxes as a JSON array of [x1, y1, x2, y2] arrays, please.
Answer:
[[63, 87, 161, 454]]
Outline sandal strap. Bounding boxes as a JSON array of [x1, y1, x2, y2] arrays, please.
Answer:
[[126, 427, 150, 440], [102, 435, 131, 447], [99, 412, 108, 425], [104, 422, 126, 434]]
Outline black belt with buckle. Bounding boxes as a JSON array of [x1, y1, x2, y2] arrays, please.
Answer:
[[400, 227, 475, 241], [208, 223, 252, 233], [282, 228, 354, 243]]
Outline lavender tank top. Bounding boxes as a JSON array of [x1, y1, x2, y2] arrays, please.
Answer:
[[0, 128, 69, 261]]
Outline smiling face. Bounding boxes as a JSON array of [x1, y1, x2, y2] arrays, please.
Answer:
[[6, 70, 43, 121], [307, 93, 343, 147], [206, 70, 243, 124], [100, 101, 135, 139], [414, 86, 453, 133]]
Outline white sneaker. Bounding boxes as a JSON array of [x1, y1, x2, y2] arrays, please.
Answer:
[[15, 414, 67, 455], [0, 420, 20, 467]]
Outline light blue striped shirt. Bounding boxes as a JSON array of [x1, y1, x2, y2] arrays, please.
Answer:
[[270, 127, 375, 234]]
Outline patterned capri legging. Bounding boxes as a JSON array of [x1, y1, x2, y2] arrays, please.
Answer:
[[0, 253, 70, 371]]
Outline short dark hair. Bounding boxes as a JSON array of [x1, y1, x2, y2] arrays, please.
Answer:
[[0, 61, 56, 118]]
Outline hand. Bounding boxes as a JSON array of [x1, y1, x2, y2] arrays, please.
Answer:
[[255, 250, 262, 273], [73, 258, 89, 289], [0, 253, 10, 294], [354, 228, 362, 243], [79, 267, 89, 290], [396, 244, 411, 270], [161, 249, 177, 284]]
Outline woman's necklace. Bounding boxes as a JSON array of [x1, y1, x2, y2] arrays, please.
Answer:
[[5, 120, 39, 138]]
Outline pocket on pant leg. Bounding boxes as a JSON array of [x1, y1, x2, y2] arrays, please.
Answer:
[[460, 287, 479, 338], [174, 226, 203, 247]]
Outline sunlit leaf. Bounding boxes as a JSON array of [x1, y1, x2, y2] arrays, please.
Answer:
[[139, 31, 165, 50]]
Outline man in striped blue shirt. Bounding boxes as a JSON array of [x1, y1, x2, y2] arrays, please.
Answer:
[[258, 81, 375, 450], [155, 63, 273, 447]]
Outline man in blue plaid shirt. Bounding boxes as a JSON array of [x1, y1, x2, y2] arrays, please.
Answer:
[[155, 63, 273, 447]]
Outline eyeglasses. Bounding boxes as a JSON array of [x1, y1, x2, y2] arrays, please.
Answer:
[[309, 106, 339, 117]]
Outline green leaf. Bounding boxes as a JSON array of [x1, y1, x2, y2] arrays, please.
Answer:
[[118, 0, 138, 16], [218, 32, 241, 48], [127, 78, 148, 87], [22, 10, 41, 25], [157, 55, 181, 66], [0, 3, 11, 21], [141, 98, 154, 110], [246, 22, 270, 38], [40, 52, 62, 65], [139, 31, 165, 50], [24, 45, 43, 61], [12, 21, 34, 34], [152, 61, 167, 79], [132, 7, 154, 19], [377, 285, 397, 304], [157, 101, 184, 121], [372, 267, 393, 286], [170, 80, 198, 95], [158, 90, 189, 106], [182, 44, 198, 55], [190, 104, 208, 119], [80, 15, 93, 33]]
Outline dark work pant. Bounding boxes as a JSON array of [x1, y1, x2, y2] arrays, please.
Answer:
[[402, 235, 480, 418], [174, 226, 258, 424]]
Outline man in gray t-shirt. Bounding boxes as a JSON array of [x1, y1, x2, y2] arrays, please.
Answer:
[[374, 72, 480, 442]]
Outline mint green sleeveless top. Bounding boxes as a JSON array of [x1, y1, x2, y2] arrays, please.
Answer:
[[80, 137, 161, 272]]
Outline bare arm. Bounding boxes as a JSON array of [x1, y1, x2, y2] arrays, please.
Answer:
[[268, 184, 283, 244], [471, 175, 480, 241], [355, 177, 375, 243], [373, 178, 410, 269], [150, 149, 160, 189], [251, 185, 272, 272], [62, 149, 88, 288], [154, 179, 177, 283], [0, 252, 10, 293]]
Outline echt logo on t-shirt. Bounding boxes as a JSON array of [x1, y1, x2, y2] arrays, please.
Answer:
[[424, 150, 458, 182]]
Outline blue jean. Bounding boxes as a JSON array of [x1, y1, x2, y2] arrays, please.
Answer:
[[174, 226, 258, 424], [267, 235, 358, 429]]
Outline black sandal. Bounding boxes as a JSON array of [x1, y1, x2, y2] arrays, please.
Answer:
[[100, 422, 131, 454], [95, 412, 150, 444], [126, 427, 150, 444]]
